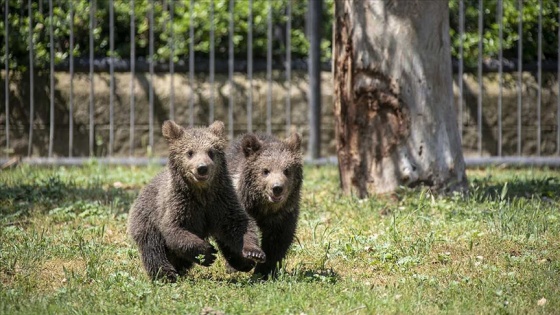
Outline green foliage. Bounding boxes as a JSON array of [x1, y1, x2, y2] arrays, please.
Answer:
[[1, 0, 558, 71], [449, 0, 559, 68], [0, 0, 335, 70], [1, 165, 559, 313]]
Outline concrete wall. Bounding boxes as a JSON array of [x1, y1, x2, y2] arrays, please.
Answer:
[[1, 71, 559, 158]]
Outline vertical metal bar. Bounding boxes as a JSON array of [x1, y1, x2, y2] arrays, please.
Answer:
[[228, 0, 234, 139], [89, 0, 96, 157], [109, 0, 114, 156], [537, 0, 542, 156], [149, 0, 154, 150], [558, 0, 560, 155], [247, 0, 253, 133], [308, 0, 323, 159], [497, 0, 503, 156], [285, 0, 292, 135], [69, 1, 74, 157], [48, 0, 54, 157], [517, 0, 523, 156], [169, 0, 175, 121], [130, 0, 136, 156], [266, 0, 272, 135], [28, 0, 34, 157], [209, 0, 215, 124], [477, 0, 483, 157], [189, 0, 194, 127], [4, 0, 9, 158], [458, 0, 464, 141]]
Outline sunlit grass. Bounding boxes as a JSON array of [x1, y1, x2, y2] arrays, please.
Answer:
[[1, 164, 559, 314]]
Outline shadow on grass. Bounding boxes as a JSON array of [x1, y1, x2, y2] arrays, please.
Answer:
[[470, 176, 560, 201], [289, 268, 339, 284], [0, 175, 138, 222], [172, 267, 339, 286]]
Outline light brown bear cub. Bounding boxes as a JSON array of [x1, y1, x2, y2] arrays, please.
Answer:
[[227, 132, 303, 279], [127, 120, 265, 282]]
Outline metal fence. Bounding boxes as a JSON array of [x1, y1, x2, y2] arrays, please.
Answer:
[[1, 0, 560, 166], [454, 0, 560, 166]]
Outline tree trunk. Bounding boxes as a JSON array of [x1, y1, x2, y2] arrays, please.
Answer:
[[333, 0, 467, 197]]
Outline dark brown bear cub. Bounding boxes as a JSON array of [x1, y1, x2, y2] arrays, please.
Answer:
[[127, 120, 265, 282], [227, 132, 303, 279]]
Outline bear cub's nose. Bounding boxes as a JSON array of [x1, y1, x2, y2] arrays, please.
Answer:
[[197, 164, 209, 176], [272, 184, 284, 196]]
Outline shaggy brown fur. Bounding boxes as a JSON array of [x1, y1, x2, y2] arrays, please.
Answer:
[[227, 132, 303, 279], [127, 120, 265, 282]]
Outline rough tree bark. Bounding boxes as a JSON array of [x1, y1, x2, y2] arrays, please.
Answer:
[[333, 0, 467, 197]]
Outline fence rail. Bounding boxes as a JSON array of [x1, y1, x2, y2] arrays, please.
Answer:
[[1, 0, 560, 166]]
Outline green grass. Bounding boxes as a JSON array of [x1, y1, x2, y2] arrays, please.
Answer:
[[1, 164, 559, 314]]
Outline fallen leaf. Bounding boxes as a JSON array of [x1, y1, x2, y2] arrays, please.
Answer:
[[537, 297, 547, 306]]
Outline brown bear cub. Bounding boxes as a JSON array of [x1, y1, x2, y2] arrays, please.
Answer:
[[227, 132, 303, 279], [127, 120, 266, 282]]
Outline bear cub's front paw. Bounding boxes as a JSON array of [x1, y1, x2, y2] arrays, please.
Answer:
[[243, 247, 266, 263], [195, 242, 218, 266]]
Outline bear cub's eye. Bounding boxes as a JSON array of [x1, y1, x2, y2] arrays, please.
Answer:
[[283, 169, 290, 176], [263, 169, 270, 176], [208, 149, 215, 160], [187, 150, 194, 158]]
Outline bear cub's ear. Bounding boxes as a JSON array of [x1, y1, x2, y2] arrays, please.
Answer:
[[162, 120, 184, 142], [241, 134, 262, 157], [285, 132, 302, 152], [208, 120, 226, 139]]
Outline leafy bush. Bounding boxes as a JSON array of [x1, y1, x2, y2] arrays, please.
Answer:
[[0, 0, 333, 70], [0, 0, 557, 71], [449, 0, 559, 68]]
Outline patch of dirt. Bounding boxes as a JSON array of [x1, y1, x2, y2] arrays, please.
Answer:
[[38, 258, 86, 292]]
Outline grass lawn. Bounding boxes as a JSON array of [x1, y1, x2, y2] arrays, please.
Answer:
[[1, 164, 559, 314]]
